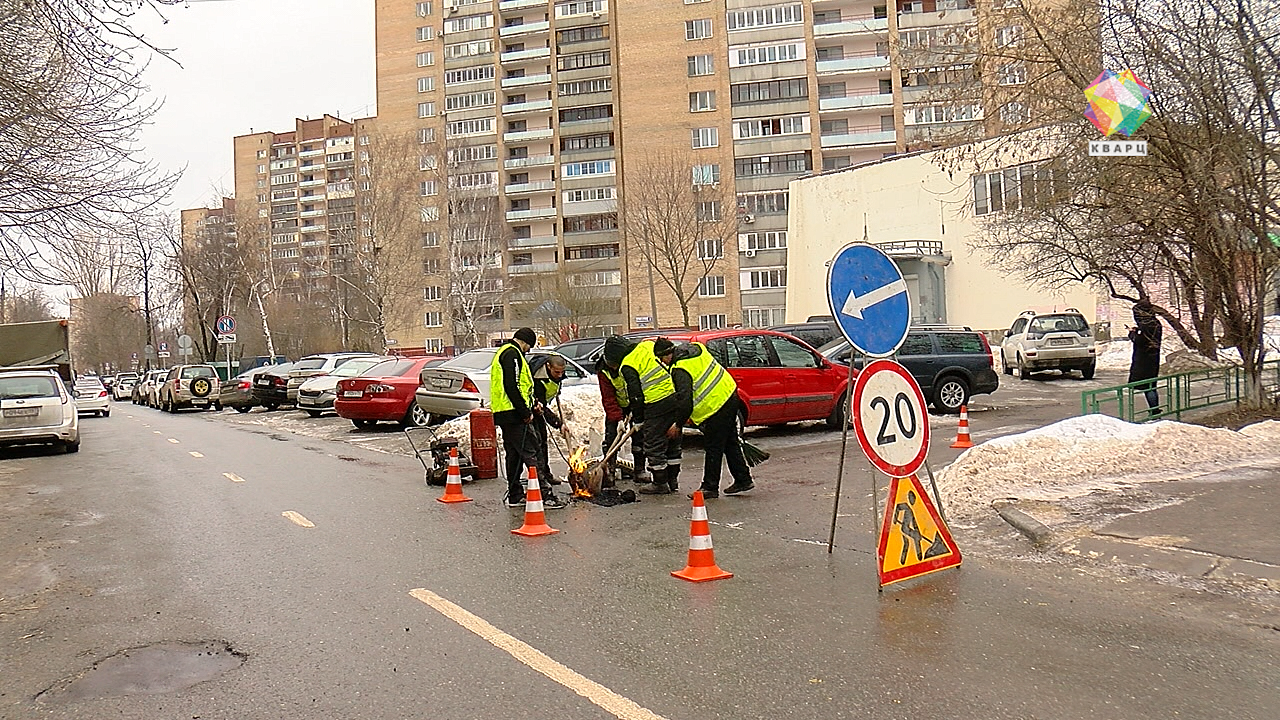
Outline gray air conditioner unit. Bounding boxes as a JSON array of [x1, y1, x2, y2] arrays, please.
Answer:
[[741, 213, 756, 224], [744, 249, 757, 258]]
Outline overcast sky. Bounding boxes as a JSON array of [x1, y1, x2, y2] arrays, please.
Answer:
[[135, 0, 377, 211]]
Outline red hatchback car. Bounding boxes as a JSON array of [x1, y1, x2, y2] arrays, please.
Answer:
[[655, 329, 854, 429], [334, 357, 440, 429]]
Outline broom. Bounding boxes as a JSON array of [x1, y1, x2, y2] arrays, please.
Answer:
[[741, 438, 770, 467]]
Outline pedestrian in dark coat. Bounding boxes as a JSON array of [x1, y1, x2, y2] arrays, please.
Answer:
[[1128, 300, 1163, 413]]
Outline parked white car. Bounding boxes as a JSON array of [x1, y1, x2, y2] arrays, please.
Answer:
[[1000, 309, 1097, 380], [74, 377, 111, 417], [0, 365, 80, 453]]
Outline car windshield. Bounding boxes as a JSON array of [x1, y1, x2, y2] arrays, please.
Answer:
[[1030, 315, 1088, 334], [0, 375, 60, 399], [182, 366, 217, 379], [364, 359, 417, 377], [333, 358, 384, 377]]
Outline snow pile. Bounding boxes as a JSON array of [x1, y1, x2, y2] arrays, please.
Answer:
[[936, 414, 1280, 519], [437, 383, 607, 457]]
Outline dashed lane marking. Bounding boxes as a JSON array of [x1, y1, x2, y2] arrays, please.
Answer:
[[223, 473, 245, 483], [167, 438, 180, 444], [409, 588, 669, 720], [152, 431, 161, 434], [189, 452, 203, 458], [281, 511, 315, 528]]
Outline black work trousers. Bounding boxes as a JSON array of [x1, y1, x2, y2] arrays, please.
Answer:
[[641, 402, 682, 474], [698, 395, 752, 492], [499, 421, 546, 500]]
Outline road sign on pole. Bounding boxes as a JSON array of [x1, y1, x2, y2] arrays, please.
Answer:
[[216, 315, 236, 335], [217, 333, 237, 344], [159, 341, 169, 352], [852, 359, 930, 478], [876, 473, 961, 587], [826, 243, 911, 358]]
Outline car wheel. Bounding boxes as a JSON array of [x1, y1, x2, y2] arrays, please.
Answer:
[[353, 419, 377, 430], [63, 438, 80, 453], [826, 393, 852, 429], [1002, 351, 1014, 376], [403, 403, 429, 428], [1080, 362, 1096, 380], [264, 403, 279, 412], [213, 402, 222, 411], [235, 405, 252, 413], [102, 409, 110, 418], [933, 375, 970, 414], [306, 410, 322, 418], [1018, 355, 1032, 381]]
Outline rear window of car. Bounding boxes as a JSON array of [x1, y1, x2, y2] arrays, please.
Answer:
[[182, 366, 217, 379], [898, 334, 934, 356], [0, 376, 60, 399], [333, 359, 384, 377], [293, 358, 327, 371], [365, 359, 417, 377], [935, 333, 985, 354], [1030, 315, 1089, 334], [448, 351, 497, 370]]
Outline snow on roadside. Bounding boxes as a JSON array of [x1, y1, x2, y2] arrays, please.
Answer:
[[430, 383, 607, 457], [936, 415, 1280, 519]]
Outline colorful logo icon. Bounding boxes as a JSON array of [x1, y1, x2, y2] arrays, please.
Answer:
[[1083, 69, 1153, 137]]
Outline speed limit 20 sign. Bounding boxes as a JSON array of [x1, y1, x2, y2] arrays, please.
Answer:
[[852, 359, 930, 477]]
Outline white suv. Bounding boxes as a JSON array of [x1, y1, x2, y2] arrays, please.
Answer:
[[0, 366, 80, 453], [1000, 309, 1097, 380]]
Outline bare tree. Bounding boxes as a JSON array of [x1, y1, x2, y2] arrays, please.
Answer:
[[437, 141, 508, 350], [0, 0, 179, 284], [1, 284, 55, 323], [169, 199, 254, 362], [937, 0, 1280, 405], [621, 150, 740, 329]]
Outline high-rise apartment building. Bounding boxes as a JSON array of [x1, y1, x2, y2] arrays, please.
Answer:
[[374, 0, 1014, 346]]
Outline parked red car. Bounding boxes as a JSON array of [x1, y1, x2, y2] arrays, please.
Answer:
[[654, 329, 854, 430], [334, 357, 441, 429]]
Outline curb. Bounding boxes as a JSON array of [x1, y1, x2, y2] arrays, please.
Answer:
[[994, 503, 1055, 548]]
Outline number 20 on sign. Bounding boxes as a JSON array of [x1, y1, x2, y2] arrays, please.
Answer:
[[851, 359, 930, 478]]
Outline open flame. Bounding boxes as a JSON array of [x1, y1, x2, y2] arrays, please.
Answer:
[[567, 447, 592, 498], [568, 447, 589, 474]]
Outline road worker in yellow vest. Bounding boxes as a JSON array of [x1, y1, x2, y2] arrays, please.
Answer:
[[618, 337, 683, 495], [598, 335, 647, 486], [668, 341, 754, 498], [490, 327, 566, 510]]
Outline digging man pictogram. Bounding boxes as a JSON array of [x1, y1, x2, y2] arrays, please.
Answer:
[[892, 489, 929, 564]]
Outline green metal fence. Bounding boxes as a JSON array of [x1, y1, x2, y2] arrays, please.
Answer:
[[1081, 359, 1280, 422]]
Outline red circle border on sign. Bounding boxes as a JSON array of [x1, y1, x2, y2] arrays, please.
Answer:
[[851, 358, 930, 477]]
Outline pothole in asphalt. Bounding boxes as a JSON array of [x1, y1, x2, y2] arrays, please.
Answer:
[[35, 641, 245, 704]]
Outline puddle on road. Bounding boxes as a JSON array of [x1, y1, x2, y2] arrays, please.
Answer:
[[36, 641, 245, 704]]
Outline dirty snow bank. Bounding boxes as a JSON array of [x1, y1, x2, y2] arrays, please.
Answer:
[[429, 384, 607, 456], [936, 415, 1280, 519]]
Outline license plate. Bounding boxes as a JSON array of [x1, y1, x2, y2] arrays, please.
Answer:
[[342, 390, 362, 398], [429, 378, 451, 389], [256, 379, 271, 386], [192, 400, 208, 406], [1050, 338, 1073, 346], [3, 407, 39, 418]]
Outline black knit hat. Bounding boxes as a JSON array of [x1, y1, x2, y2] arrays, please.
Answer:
[[653, 337, 676, 356], [603, 335, 633, 366], [513, 327, 537, 346]]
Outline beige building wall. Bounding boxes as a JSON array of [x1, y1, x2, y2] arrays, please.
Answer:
[[785, 141, 1099, 331]]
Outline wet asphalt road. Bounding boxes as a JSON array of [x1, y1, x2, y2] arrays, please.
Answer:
[[1, 371, 1276, 719]]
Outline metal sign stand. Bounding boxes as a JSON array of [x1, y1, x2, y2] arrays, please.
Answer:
[[827, 369, 857, 554]]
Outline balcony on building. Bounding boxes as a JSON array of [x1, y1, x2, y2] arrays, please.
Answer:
[[326, 181, 355, 198], [813, 14, 890, 36], [299, 177, 325, 188], [504, 180, 557, 195], [507, 261, 559, 274], [502, 98, 554, 115], [816, 53, 891, 75], [503, 153, 556, 169], [299, 191, 325, 202], [501, 72, 552, 89], [299, 209, 325, 218], [875, 239, 947, 261], [508, 234, 558, 249], [820, 125, 897, 148], [897, 6, 976, 30], [505, 206, 557, 222], [299, 222, 327, 233], [499, 20, 550, 38], [299, 147, 325, 158], [499, 0, 544, 11], [819, 89, 894, 111], [500, 47, 551, 64], [503, 127, 554, 143]]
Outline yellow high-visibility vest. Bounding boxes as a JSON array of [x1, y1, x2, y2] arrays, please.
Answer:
[[620, 340, 675, 405], [489, 343, 533, 413], [673, 342, 736, 424]]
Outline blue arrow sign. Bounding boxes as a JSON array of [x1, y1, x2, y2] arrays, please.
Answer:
[[826, 243, 911, 358]]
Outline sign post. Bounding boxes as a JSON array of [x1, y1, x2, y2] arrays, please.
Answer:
[[215, 316, 237, 380]]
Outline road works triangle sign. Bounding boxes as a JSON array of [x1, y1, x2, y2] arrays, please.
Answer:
[[877, 474, 962, 586]]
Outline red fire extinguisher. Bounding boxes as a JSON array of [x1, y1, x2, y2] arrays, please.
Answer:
[[469, 408, 498, 479]]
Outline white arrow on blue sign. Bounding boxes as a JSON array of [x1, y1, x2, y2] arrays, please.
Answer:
[[826, 243, 911, 358]]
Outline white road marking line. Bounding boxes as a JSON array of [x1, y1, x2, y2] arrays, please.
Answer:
[[152, 430, 161, 434], [223, 472, 245, 483], [281, 511, 315, 528], [167, 438, 179, 444], [189, 452, 203, 458], [409, 588, 669, 720]]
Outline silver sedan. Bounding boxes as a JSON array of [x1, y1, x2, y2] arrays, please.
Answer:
[[414, 348, 591, 423]]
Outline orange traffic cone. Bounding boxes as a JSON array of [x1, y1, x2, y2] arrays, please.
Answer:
[[672, 490, 733, 582], [512, 467, 559, 537], [437, 447, 473, 504], [950, 405, 974, 449]]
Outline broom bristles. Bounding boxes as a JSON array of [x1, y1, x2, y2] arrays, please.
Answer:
[[742, 439, 769, 467]]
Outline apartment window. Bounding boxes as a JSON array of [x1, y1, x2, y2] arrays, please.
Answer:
[[424, 312, 443, 328], [697, 238, 724, 259], [445, 90, 496, 111], [730, 42, 804, 68], [563, 213, 618, 232], [417, 26, 435, 42], [359, 180, 372, 191], [445, 14, 493, 33], [556, 0, 607, 18], [417, 77, 436, 93], [689, 90, 716, 112], [698, 276, 726, 297], [685, 19, 712, 40], [727, 3, 804, 30], [447, 145, 498, 164], [821, 119, 848, 135], [422, 231, 440, 248], [418, 127, 436, 144], [424, 286, 443, 301], [270, 173, 297, 185], [564, 187, 616, 202], [748, 269, 786, 289], [691, 164, 721, 185], [422, 258, 441, 273], [256, 193, 266, 203], [734, 115, 807, 139], [696, 201, 721, 221], [912, 104, 982, 124], [416, 2, 432, 17], [1000, 101, 1030, 124], [562, 159, 615, 177], [561, 132, 614, 151], [998, 62, 1027, 86], [691, 127, 719, 148], [272, 188, 297, 201], [743, 307, 786, 327], [559, 104, 613, 122], [257, 164, 266, 174], [558, 77, 612, 96], [699, 314, 727, 330], [570, 270, 621, 287], [420, 155, 438, 170], [565, 243, 620, 260], [557, 24, 608, 44], [733, 152, 811, 177], [995, 25, 1023, 47], [416, 51, 435, 67], [420, 180, 439, 196], [737, 191, 788, 215], [973, 162, 1060, 216], [446, 117, 496, 137], [444, 39, 494, 59], [740, 230, 787, 250], [418, 102, 437, 118], [256, 149, 267, 159], [445, 65, 496, 85], [823, 155, 852, 171], [558, 51, 610, 71], [421, 206, 440, 222], [730, 77, 808, 104], [449, 172, 498, 189], [687, 54, 714, 77]]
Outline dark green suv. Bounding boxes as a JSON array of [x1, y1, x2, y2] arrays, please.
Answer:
[[818, 327, 1000, 413]]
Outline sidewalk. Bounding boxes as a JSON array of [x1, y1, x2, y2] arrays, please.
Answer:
[[996, 463, 1280, 601]]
